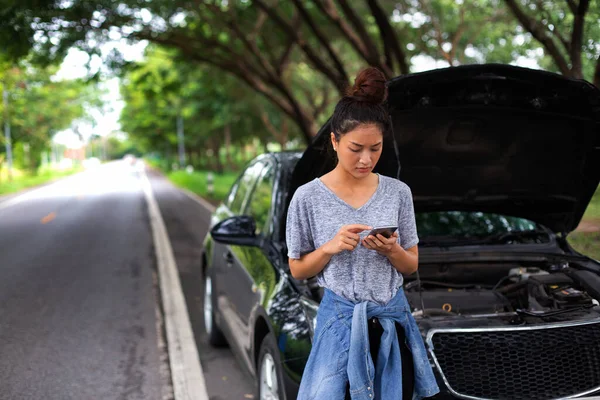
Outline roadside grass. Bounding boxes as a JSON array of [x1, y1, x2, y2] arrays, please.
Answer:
[[0, 166, 83, 196], [581, 185, 600, 220], [568, 231, 600, 261], [167, 170, 238, 205], [568, 185, 600, 260]]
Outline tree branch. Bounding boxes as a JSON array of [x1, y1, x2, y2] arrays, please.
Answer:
[[252, 0, 346, 94], [566, 0, 577, 14], [313, 0, 366, 55], [535, 0, 571, 53], [366, 0, 410, 74], [334, 0, 379, 61], [250, 9, 268, 39], [570, 0, 589, 79], [206, 4, 278, 79], [277, 36, 296, 75], [314, 88, 331, 118], [291, 0, 349, 83], [420, 0, 453, 64], [260, 111, 284, 142], [313, 0, 389, 77], [143, 32, 302, 130], [504, 0, 571, 76], [449, 7, 467, 63]]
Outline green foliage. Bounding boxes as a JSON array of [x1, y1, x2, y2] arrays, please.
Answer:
[[1, 59, 102, 170], [0, 165, 83, 195], [2, 0, 598, 145], [583, 185, 600, 220], [568, 231, 600, 261], [120, 46, 303, 161], [167, 169, 237, 203]]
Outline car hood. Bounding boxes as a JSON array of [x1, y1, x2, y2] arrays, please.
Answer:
[[290, 64, 600, 233]]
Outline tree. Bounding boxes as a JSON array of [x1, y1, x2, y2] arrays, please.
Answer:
[[502, 0, 600, 85], [120, 46, 302, 171], [0, 59, 100, 172], [2, 1, 598, 140]]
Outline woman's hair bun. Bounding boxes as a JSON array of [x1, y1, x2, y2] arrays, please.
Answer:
[[346, 67, 388, 104]]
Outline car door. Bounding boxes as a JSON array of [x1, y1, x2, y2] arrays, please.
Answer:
[[222, 160, 278, 373], [212, 161, 265, 352]]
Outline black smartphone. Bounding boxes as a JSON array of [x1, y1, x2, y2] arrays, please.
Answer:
[[367, 226, 398, 238]]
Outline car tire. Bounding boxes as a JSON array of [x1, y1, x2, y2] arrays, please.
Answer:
[[204, 270, 227, 347], [257, 333, 286, 400]]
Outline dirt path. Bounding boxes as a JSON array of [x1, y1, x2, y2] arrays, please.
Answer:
[[575, 219, 600, 233]]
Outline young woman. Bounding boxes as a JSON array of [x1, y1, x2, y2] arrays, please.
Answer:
[[286, 67, 439, 400]]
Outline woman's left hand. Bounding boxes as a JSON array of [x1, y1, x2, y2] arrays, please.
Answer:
[[362, 231, 400, 256]]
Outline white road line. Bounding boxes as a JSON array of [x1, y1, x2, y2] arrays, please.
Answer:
[[141, 172, 209, 400], [0, 184, 51, 211], [178, 187, 216, 213], [0, 170, 87, 212]]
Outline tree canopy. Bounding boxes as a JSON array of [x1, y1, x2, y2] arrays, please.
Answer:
[[2, 0, 598, 142], [0, 57, 102, 171]]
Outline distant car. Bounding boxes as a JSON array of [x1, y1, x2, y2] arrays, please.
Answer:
[[123, 154, 136, 165], [83, 157, 101, 169], [201, 65, 600, 400]]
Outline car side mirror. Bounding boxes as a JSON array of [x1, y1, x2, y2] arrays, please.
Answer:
[[210, 215, 260, 246]]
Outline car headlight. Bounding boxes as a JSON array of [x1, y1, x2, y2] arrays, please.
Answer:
[[299, 298, 319, 340]]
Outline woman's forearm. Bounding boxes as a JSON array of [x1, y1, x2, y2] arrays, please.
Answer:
[[289, 245, 333, 280], [386, 244, 418, 275]]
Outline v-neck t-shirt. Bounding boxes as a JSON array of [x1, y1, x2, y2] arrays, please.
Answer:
[[285, 173, 419, 304]]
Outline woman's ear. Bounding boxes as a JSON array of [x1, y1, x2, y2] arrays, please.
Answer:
[[330, 132, 337, 151]]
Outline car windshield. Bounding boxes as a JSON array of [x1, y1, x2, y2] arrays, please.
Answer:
[[416, 211, 552, 246]]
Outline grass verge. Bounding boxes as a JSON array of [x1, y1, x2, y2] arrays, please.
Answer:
[[569, 185, 600, 260], [582, 185, 600, 220], [568, 232, 600, 261], [0, 167, 83, 196], [167, 170, 237, 205]]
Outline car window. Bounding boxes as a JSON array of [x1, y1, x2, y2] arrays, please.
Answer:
[[245, 162, 275, 235], [228, 162, 265, 215], [225, 179, 240, 209], [416, 211, 550, 245]]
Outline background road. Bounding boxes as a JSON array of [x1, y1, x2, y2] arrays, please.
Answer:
[[0, 162, 253, 400]]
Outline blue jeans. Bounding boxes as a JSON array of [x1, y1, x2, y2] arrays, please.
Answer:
[[297, 288, 439, 400]]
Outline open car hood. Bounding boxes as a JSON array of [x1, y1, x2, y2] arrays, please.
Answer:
[[290, 64, 600, 233]]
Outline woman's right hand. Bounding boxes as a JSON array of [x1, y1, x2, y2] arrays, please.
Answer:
[[323, 224, 372, 255]]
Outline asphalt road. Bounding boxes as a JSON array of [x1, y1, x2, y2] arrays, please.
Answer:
[[147, 168, 256, 400], [0, 162, 254, 400]]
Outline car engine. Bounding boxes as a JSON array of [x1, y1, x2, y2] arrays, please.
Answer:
[[404, 264, 600, 322], [404, 262, 600, 400]]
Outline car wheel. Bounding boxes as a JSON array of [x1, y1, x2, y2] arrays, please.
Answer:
[[257, 333, 285, 400], [204, 271, 227, 347]]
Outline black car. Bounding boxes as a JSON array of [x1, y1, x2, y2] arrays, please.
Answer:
[[201, 64, 600, 400]]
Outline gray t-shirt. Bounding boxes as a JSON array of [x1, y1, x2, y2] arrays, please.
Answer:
[[286, 173, 419, 304]]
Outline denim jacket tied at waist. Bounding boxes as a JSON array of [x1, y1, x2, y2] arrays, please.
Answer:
[[314, 288, 440, 400]]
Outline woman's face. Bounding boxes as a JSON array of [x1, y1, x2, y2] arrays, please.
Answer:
[[331, 124, 383, 179]]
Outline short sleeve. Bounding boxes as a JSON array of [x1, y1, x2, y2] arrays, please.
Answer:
[[286, 190, 315, 259], [397, 186, 419, 250]]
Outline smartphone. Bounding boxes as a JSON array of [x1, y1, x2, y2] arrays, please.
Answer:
[[367, 226, 398, 238]]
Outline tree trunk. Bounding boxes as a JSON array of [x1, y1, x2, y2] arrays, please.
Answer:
[[245, 144, 252, 162], [212, 137, 223, 174], [280, 118, 288, 150], [224, 124, 234, 169]]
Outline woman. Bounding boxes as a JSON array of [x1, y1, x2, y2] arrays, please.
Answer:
[[286, 67, 439, 400]]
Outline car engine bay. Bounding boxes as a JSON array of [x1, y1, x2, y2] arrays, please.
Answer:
[[404, 260, 600, 326]]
